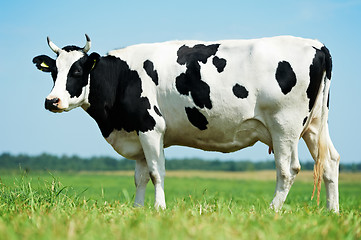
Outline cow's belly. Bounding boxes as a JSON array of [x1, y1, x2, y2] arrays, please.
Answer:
[[106, 130, 144, 160], [164, 118, 272, 153], [105, 118, 272, 159]]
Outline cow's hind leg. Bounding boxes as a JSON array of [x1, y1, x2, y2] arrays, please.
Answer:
[[323, 129, 340, 212], [303, 121, 340, 212], [270, 130, 301, 211], [134, 159, 150, 207]]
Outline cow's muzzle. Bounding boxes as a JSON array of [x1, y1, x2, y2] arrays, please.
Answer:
[[45, 98, 62, 112]]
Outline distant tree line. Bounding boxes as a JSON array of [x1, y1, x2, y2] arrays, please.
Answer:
[[0, 153, 360, 172]]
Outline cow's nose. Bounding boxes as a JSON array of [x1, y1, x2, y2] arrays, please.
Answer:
[[45, 98, 60, 111]]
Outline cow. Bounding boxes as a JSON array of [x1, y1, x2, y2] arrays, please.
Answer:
[[32, 34, 340, 212]]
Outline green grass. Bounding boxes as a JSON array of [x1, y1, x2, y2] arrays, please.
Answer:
[[0, 171, 360, 240]]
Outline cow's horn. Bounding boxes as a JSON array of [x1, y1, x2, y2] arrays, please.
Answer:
[[83, 34, 91, 53], [47, 36, 61, 54]]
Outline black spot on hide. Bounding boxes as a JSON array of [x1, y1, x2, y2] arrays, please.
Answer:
[[62, 45, 83, 52], [176, 44, 221, 109], [232, 84, 249, 99], [86, 55, 156, 137], [275, 61, 297, 95], [327, 91, 330, 109], [143, 60, 159, 85], [185, 107, 208, 130], [66, 55, 90, 98], [154, 106, 162, 117], [307, 46, 332, 111], [321, 46, 332, 80], [212, 56, 227, 73], [303, 117, 308, 126]]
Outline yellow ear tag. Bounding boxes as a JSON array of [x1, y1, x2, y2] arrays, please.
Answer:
[[91, 59, 97, 71], [40, 62, 49, 68]]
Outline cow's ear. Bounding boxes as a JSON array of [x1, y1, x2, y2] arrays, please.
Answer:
[[32, 55, 56, 73], [84, 52, 100, 73]]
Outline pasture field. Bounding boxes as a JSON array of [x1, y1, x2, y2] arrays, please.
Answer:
[[0, 170, 360, 240]]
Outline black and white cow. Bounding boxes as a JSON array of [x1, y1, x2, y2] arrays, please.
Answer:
[[33, 35, 340, 212]]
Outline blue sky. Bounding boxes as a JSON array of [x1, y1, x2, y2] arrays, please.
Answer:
[[0, 0, 360, 163]]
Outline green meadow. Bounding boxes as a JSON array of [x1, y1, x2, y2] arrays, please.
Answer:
[[0, 170, 360, 240]]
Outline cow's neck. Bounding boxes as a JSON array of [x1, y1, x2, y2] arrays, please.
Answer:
[[85, 55, 152, 138]]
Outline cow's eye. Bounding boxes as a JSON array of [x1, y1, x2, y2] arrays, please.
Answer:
[[72, 69, 82, 77]]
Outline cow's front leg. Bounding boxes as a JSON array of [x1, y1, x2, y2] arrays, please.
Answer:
[[270, 138, 300, 211], [138, 130, 166, 209], [134, 159, 150, 207]]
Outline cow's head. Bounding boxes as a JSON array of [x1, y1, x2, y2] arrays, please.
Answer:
[[33, 34, 99, 112]]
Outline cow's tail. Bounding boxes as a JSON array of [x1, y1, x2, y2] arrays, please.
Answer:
[[311, 46, 332, 205]]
